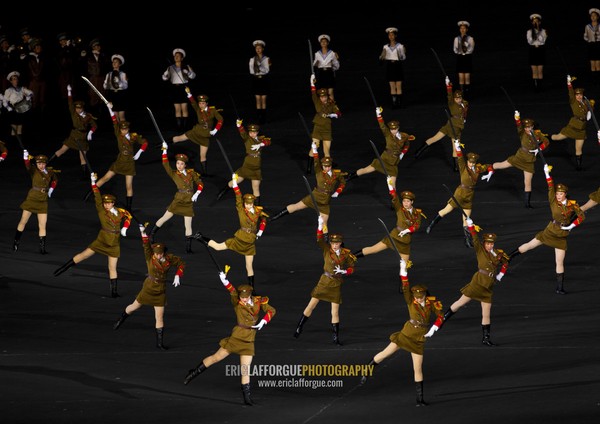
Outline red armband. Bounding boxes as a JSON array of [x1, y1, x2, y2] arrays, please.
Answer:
[[197, 182, 204, 192], [140, 141, 148, 151], [259, 220, 266, 232], [401, 275, 409, 286], [122, 220, 131, 229], [142, 235, 149, 244], [50, 180, 57, 189], [346, 267, 354, 276], [215, 121, 223, 131], [434, 315, 444, 327], [263, 310, 274, 323], [176, 266, 184, 277], [162, 153, 168, 162], [0, 152, 6, 159]]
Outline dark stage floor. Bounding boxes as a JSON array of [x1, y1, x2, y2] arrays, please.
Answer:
[[2, 7, 600, 424]]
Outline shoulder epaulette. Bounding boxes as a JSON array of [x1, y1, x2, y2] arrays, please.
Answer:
[[259, 296, 269, 304]]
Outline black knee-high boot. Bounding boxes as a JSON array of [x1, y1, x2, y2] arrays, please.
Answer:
[[247, 275, 255, 288], [453, 157, 459, 172], [413, 142, 430, 159], [360, 358, 378, 385], [200, 161, 212, 177], [442, 308, 455, 326], [306, 157, 314, 175], [149, 225, 160, 243], [13, 230, 23, 252], [524, 191, 532, 208], [463, 226, 474, 248], [156, 327, 168, 350], [184, 362, 207, 385], [241, 383, 253, 406], [332, 323, 342, 345], [293, 314, 309, 338], [110, 278, 119, 298], [353, 249, 364, 258], [126, 196, 133, 211], [481, 324, 496, 346], [555, 273, 566, 295], [176, 117, 183, 131], [575, 155, 582, 171], [216, 185, 231, 201], [508, 248, 521, 262], [254, 196, 260, 206], [80, 164, 88, 180], [39, 236, 47, 254], [113, 311, 129, 330], [345, 171, 359, 182], [269, 208, 289, 222], [54, 258, 75, 276], [192, 231, 211, 246], [185, 236, 194, 253], [426, 215, 443, 234], [415, 381, 429, 406]]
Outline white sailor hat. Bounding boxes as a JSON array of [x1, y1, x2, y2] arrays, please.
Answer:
[[253, 40, 265, 47], [590, 8, 600, 16], [7, 71, 20, 81], [318, 34, 330, 42], [530, 13, 542, 20], [173, 48, 186, 58], [385, 27, 398, 34], [457, 20, 470, 27], [111, 54, 125, 65]]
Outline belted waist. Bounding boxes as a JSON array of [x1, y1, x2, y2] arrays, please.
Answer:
[[253, 75, 265, 79], [147, 275, 166, 284], [323, 271, 342, 279], [240, 227, 253, 234], [178, 189, 193, 193], [460, 184, 474, 190], [247, 153, 261, 158], [237, 323, 253, 329], [74, 128, 87, 133], [520, 146, 536, 155], [409, 319, 428, 328], [315, 187, 330, 194], [101, 227, 119, 234], [552, 219, 568, 227], [575, 116, 586, 122], [478, 269, 495, 278], [32, 186, 47, 193], [121, 150, 132, 156], [385, 149, 401, 156]]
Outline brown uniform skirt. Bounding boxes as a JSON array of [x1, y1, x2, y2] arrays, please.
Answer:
[[88, 229, 120, 257], [559, 117, 587, 140], [185, 127, 210, 147], [236, 155, 262, 181], [390, 321, 426, 355], [507, 148, 536, 173], [225, 232, 256, 256], [310, 274, 343, 304], [220, 326, 256, 356], [20, 189, 48, 214], [136, 277, 167, 306], [535, 222, 569, 250], [167, 192, 194, 217]]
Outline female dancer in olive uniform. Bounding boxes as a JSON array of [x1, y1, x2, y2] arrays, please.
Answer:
[[509, 164, 584, 294], [183, 270, 275, 406], [293, 216, 357, 345], [194, 174, 268, 287], [54, 172, 132, 298], [112, 225, 185, 350], [360, 259, 443, 407], [149, 142, 203, 253], [13, 151, 57, 254]]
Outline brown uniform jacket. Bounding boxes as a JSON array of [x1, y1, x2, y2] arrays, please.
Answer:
[[559, 85, 591, 140], [87, 186, 131, 257], [301, 154, 346, 214], [162, 155, 202, 217], [381, 192, 424, 255], [449, 151, 491, 210], [19, 159, 58, 214], [371, 117, 411, 177], [440, 85, 468, 138], [235, 126, 271, 180], [64, 95, 97, 151], [108, 120, 147, 176], [507, 119, 549, 174], [311, 88, 340, 140], [185, 99, 223, 144]]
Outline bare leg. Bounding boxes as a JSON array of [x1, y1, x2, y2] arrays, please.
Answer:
[[155, 210, 174, 227], [450, 294, 472, 312], [154, 306, 165, 328], [322, 139, 332, 157], [240, 355, 253, 385], [411, 352, 424, 382], [373, 342, 400, 363], [200, 145, 208, 163], [481, 301, 492, 326], [108, 256, 118, 279], [245, 255, 254, 277], [424, 131, 445, 146], [251, 179, 260, 197], [183, 216, 193, 237], [302, 297, 320, 317], [125, 175, 134, 197], [554, 248, 566, 274], [96, 170, 116, 188], [17, 210, 33, 231], [330, 302, 340, 324], [37, 213, 47, 237], [73, 247, 96, 264]]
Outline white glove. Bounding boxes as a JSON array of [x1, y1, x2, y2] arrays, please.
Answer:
[[133, 149, 143, 160], [138, 224, 146, 235], [311, 142, 318, 154], [219, 271, 229, 286], [328, 113, 338, 119], [191, 191, 201, 202], [236, 119, 243, 127], [543, 164, 550, 178], [424, 325, 439, 338], [251, 143, 262, 151], [445, 76, 450, 86], [23, 150, 29, 160], [465, 217, 473, 227], [334, 265, 347, 275], [514, 110, 520, 120], [318, 215, 324, 230], [375, 106, 383, 117], [386, 176, 394, 191], [67, 84, 72, 93], [399, 153, 405, 160], [90, 172, 97, 184], [567, 74, 572, 84], [481, 171, 493, 182], [561, 223, 576, 231], [597, 130, 600, 144], [231, 173, 238, 187], [0, 157, 4, 162], [331, 192, 339, 198], [399, 229, 410, 237], [162, 70, 169, 80], [172, 275, 181, 287], [120, 227, 128, 237], [496, 272, 505, 282], [161, 141, 168, 152], [453, 139, 461, 150], [310, 74, 316, 86], [256, 229, 263, 238], [48, 187, 54, 198], [529, 148, 539, 156], [587, 111, 592, 121], [87, 130, 93, 141], [400, 258, 407, 276], [210, 129, 218, 136], [252, 318, 268, 330]]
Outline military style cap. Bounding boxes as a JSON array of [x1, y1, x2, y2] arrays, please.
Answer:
[[411, 284, 428, 297], [34, 154, 48, 163], [387, 120, 400, 129], [119, 121, 130, 130], [19, 27, 30, 37], [247, 124, 260, 132], [102, 194, 117, 203], [329, 233, 343, 243], [400, 190, 415, 200], [7, 71, 20, 81], [453, 90, 463, 98], [467, 152, 479, 162], [590, 8, 600, 16], [243, 193, 256, 204], [57, 32, 68, 41], [0, 35, 7, 44], [386, 27, 398, 34], [530, 13, 542, 20], [175, 153, 188, 163], [89, 38, 101, 48], [457, 20, 470, 27], [321, 156, 333, 167], [317, 88, 328, 97], [555, 183, 569, 193], [483, 233, 497, 243], [111, 54, 125, 65], [197, 94, 209, 102], [74, 100, 85, 108], [318, 34, 331, 43], [151, 243, 166, 254], [574, 88, 585, 95], [29, 38, 41, 49], [172, 48, 186, 58], [237, 284, 253, 298], [522, 118, 535, 127], [253, 40, 265, 47]]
